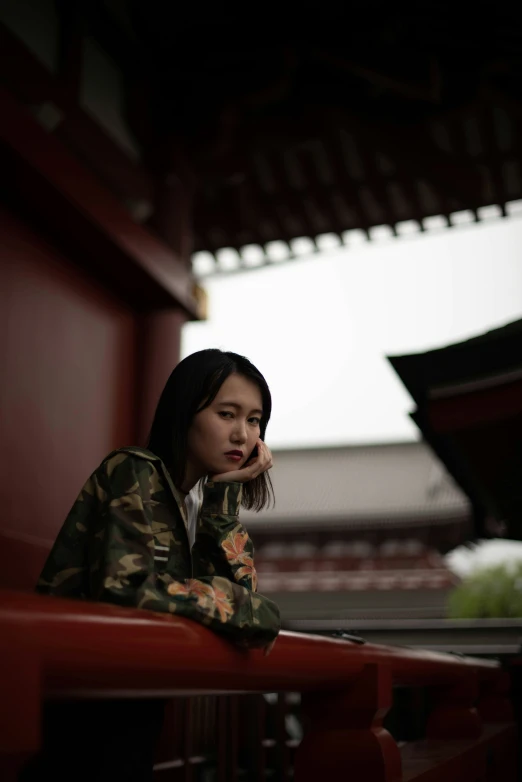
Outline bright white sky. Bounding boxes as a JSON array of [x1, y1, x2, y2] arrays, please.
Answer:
[[182, 215, 522, 450], [446, 539, 522, 578]]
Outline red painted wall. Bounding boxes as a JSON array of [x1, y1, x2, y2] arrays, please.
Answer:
[[0, 205, 138, 589], [138, 309, 186, 443]]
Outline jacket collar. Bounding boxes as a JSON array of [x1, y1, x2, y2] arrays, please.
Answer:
[[119, 446, 161, 462], [118, 446, 189, 529]]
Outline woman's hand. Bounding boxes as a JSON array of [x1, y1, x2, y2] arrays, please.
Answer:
[[211, 438, 273, 483]]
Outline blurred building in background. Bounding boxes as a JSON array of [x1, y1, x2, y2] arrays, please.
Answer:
[[389, 318, 522, 543], [245, 442, 469, 623]]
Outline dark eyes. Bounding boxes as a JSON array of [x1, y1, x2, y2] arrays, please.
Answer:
[[218, 411, 260, 425]]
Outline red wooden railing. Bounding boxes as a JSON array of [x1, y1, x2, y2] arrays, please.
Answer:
[[0, 590, 517, 781]]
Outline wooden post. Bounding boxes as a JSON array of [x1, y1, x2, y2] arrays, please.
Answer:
[[217, 696, 228, 782], [228, 695, 239, 782], [0, 635, 41, 781], [276, 692, 291, 779], [426, 672, 482, 739], [147, 138, 195, 270], [137, 308, 186, 444], [294, 664, 402, 782], [478, 671, 514, 723]]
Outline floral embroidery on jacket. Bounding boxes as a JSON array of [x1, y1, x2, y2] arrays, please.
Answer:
[[212, 584, 235, 623], [222, 527, 259, 591], [167, 578, 233, 623], [167, 578, 213, 602], [222, 528, 250, 565], [236, 564, 258, 591]]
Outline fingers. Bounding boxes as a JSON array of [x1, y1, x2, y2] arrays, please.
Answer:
[[236, 440, 272, 480], [254, 439, 273, 476], [212, 440, 273, 483], [246, 442, 272, 480]]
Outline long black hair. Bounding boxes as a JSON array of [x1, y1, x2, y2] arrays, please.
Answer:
[[147, 349, 273, 511]]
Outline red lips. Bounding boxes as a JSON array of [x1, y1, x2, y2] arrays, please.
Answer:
[[225, 450, 243, 457]]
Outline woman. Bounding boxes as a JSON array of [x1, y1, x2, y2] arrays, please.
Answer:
[[25, 349, 280, 781]]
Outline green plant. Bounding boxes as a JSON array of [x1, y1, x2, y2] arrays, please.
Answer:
[[448, 562, 522, 619]]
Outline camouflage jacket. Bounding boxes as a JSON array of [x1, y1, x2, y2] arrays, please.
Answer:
[[36, 447, 280, 647]]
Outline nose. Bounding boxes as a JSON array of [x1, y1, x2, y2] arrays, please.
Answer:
[[231, 419, 248, 445]]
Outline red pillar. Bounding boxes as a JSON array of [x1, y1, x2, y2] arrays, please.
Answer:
[[137, 143, 196, 445], [137, 309, 188, 445]]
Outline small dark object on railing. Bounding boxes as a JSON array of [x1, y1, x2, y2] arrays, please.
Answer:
[[330, 630, 366, 644]]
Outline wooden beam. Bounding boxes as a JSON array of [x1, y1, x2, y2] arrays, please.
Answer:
[[0, 86, 199, 317], [56, 0, 83, 102], [428, 379, 522, 434], [0, 23, 153, 208], [322, 128, 373, 231]]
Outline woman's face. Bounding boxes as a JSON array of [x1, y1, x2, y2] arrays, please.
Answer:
[[186, 373, 263, 481]]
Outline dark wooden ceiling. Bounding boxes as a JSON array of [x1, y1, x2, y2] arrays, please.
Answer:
[[88, 3, 522, 260]]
